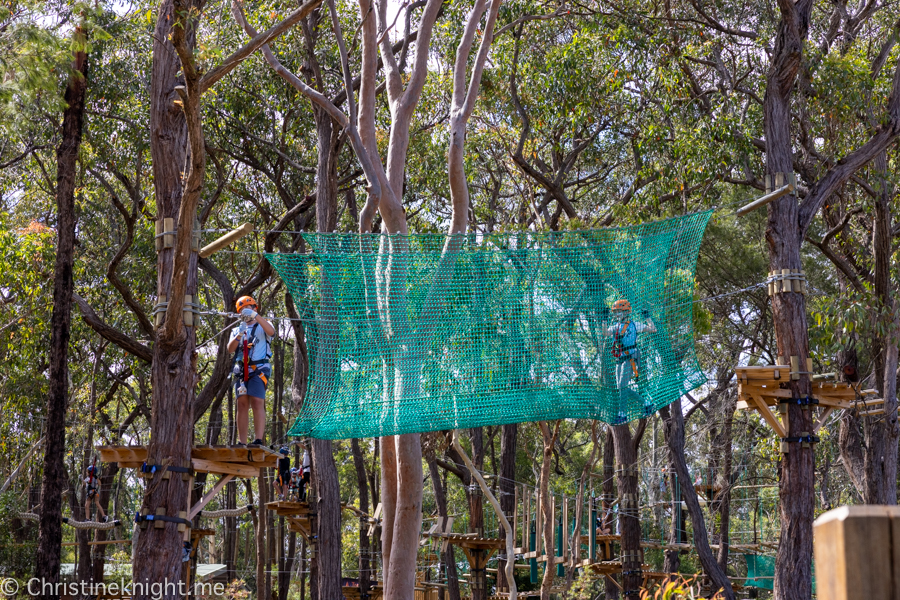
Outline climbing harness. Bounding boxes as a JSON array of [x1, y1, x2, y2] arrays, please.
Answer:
[[611, 322, 638, 361], [232, 322, 272, 396], [86, 460, 98, 500]]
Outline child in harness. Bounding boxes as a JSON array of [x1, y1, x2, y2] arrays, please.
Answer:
[[84, 464, 107, 522], [227, 296, 276, 447], [606, 298, 656, 418]]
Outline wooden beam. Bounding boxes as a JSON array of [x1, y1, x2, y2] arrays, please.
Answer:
[[198, 223, 253, 258], [190, 474, 234, 519], [736, 184, 795, 217], [749, 394, 786, 438], [192, 459, 259, 478], [814, 407, 835, 434]]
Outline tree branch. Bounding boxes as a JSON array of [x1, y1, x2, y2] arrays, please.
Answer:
[[90, 169, 155, 338], [73, 293, 153, 363], [199, 0, 325, 94]]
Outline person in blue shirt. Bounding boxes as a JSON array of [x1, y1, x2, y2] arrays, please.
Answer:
[[606, 298, 656, 417], [227, 296, 276, 447]]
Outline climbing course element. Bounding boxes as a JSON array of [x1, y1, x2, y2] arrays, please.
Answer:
[[734, 364, 882, 451], [268, 211, 712, 439]]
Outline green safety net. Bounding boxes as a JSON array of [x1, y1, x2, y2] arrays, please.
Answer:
[[268, 210, 712, 440], [744, 554, 815, 592]]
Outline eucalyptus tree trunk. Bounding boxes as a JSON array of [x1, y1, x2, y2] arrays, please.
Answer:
[[311, 87, 343, 600], [660, 402, 734, 600], [35, 29, 87, 597], [256, 470, 269, 600], [92, 462, 119, 585], [351, 439, 372, 599], [131, 0, 205, 593], [764, 2, 900, 595], [662, 464, 680, 576], [602, 426, 618, 600], [497, 424, 517, 592], [537, 421, 560, 600], [566, 423, 600, 589], [863, 149, 899, 505], [610, 424, 642, 600], [468, 427, 485, 535], [764, 6, 816, 598], [428, 457, 461, 600]]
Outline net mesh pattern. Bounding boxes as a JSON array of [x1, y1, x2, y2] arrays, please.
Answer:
[[268, 211, 711, 439]]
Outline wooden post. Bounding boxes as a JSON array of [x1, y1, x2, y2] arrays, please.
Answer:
[[814, 505, 900, 600], [198, 223, 253, 258]]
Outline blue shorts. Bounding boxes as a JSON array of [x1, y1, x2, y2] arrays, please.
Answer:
[[235, 365, 270, 399]]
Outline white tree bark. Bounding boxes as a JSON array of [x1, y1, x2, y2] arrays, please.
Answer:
[[452, 430, 517, 600]]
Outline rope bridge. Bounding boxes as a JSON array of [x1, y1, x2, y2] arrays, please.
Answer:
[[268, 211, 712, 439]]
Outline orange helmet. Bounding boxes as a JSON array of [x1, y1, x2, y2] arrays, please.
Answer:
[[235, 296, 258, 312], [612, 299, 631, 312]]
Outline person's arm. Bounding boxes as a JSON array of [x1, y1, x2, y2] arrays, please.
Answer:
[[227, 327, 242, 353], [240, 307, 276, 337], [254, 315, 276, 337], [640, 310, 656, 333]]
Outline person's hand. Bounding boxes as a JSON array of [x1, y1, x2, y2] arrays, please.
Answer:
[[239, 321, 248, 334], [241, 307, 258, 321]]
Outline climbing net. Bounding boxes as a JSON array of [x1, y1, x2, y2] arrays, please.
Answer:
[[268, 211, 712, 439]]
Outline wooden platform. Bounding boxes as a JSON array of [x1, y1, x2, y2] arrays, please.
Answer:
[[266, 501, 311, 517], [266, 501, 314, 540], [734, 365, 882, 444], [97, 445, 284, 477], [426, 533, 505, 550]]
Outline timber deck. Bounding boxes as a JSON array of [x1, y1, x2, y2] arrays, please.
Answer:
[[734, 365, 886, 446], [97, 445, 285, 476]]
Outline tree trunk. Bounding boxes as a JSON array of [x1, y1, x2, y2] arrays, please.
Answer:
[[92, 462, 119, 586], [34, 32, 88, 597], [132, 0, 199, 594], [538, 421, 560, 600], [497, 423, 517, 592], [610, 424, 642, 600], [225, 480, 237, 582], [312, 107, 343, 600], [863, 149, 899, 505], [663, 463, 680, 576], [257, 470, 269, 600], [428, 457, 462, 600], [72, 466, 92, 595], [299, 539, 307, 600], [709, 379, 736, 572], [467, 427, 486, 600], [384, 433, 424, 598], [351, 438, 372, 599], [311, 438, 341, 598], [660, 403, 734, 600], [602, 427, 618, 600], [764, 4, 816, 598]]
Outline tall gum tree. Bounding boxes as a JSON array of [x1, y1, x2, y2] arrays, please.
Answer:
[[760, 2, 900, 597], [130, 0, 324, 592], [34, 26, 88, 596], [234, 0, 505, 594]]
